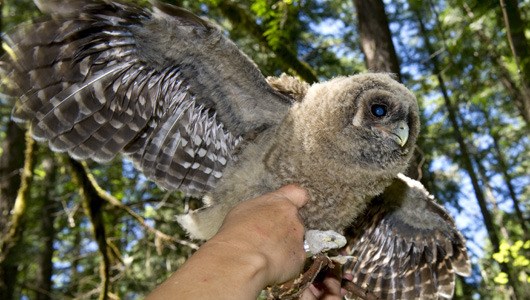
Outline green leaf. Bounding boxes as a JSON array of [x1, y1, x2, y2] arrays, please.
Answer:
[[494, 272, 509, 285]]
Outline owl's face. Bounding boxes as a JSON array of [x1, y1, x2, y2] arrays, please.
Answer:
[[292, 74, 419, 174]]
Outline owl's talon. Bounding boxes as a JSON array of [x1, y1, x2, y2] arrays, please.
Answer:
[[304, 230, 347, 255]]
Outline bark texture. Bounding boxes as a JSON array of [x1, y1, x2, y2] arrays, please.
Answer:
[[353, 0, 402, 82]]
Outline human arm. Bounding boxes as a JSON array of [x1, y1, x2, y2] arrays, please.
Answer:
[[146, 185, 308, 300]]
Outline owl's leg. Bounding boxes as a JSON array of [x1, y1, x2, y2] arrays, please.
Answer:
[[304, 230, 347, 255]]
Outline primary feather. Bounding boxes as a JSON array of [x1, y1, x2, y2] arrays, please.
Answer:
[[1, 1, 470, 299], [4, 0, 290, 196]]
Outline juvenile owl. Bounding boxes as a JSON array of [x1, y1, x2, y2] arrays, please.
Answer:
[[1, 0, 470, 299]]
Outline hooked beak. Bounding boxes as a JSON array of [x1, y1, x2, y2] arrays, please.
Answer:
[[377, 120, 409, 147]]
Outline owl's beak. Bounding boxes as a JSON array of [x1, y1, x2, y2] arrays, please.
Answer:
[[389, 120, 409, 147], [376, 120, 409, 147]]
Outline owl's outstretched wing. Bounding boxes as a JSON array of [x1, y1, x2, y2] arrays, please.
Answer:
[[344, 174, 471, 300], [2, 0, 292, 196]]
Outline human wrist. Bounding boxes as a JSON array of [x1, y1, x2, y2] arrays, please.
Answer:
[[201, 237, 271, 296]]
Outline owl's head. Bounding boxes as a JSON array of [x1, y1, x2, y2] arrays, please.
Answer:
[[289, 73, 420, 175]]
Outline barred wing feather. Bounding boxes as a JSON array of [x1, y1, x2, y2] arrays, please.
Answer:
[[2, 0, 290, 196], [344, 174, 471, 300]]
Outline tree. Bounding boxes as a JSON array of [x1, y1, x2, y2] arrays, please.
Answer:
[[0, 0, 529, 298], [0, 122, 28, 300], [498, 0, 530, 126], [35, 156, 57, 300], [353, 0, 402, 81]]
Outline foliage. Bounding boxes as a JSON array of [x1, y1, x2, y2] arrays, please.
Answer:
[[492, 240, 530, 284], [0, 0, 528, 299]]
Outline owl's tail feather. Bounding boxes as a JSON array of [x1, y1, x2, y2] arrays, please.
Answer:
[[176, 204, 229, 240]]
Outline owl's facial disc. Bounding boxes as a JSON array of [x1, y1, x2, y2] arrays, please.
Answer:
[[374, 120, 409, 147], [352, 90, 413, 151]]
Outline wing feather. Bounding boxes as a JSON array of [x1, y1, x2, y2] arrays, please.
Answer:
[[3, 0, 288, 195], [344, 174, 471, 300]]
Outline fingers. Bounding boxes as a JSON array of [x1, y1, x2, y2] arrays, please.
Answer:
[[275, 184, 308, 208], [300, 264, 344, 300], [214, 185, 309, 285], [300, 288, 318, 300]]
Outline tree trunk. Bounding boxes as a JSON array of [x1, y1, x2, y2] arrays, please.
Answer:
[[67, 228, 81, 298], [475, 151, 511, 241], [414, 9, 522, 299], [0, 123, 26, 238], [68, 159, 110, 300], [352, 0, 402, 82], [0, 2, 23, 296], [477, 156, 530, 297], [490, 128, 528, 238], [0, 122, 29, 300], [459, 4, 528, 235], [462, 3, 530, 128], [498, 0, 530, 126], [35, 157, 57, 300]]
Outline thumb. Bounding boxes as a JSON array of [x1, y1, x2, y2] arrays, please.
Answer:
[[276, 185, 308, 208]]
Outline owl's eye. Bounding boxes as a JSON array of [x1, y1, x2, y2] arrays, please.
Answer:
[[371, 104, 388, 117]]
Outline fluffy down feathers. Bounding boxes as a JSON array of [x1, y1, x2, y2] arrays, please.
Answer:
[[1, 1, 470, 299]]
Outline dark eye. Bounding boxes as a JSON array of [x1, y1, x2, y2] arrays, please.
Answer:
[[371, 104, 387, 117]]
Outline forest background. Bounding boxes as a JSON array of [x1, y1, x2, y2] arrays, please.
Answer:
[[0, 0, 528, 299]]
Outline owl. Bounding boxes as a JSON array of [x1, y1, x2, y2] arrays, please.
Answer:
[[1, 0, 471, 299]]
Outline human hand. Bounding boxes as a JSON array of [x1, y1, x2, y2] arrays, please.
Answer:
[[211, 184, 308, 285], [146, 185, 309, 300]]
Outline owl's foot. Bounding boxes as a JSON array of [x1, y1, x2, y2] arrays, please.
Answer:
[[304, 230, 347, 256], [267, 232, 347, 299]]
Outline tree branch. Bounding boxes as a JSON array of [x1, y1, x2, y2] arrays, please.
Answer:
[[67, 158, 201, 297], [68, 158, 111, 300], [341, 280, 381, 300], [498, 0, 530, 127], [75, 161, 199, 250], [266, 254, 333, 299], [212, 0, 318, 83], [266, 253, 381, 300], [0, 131, 36, 264]]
